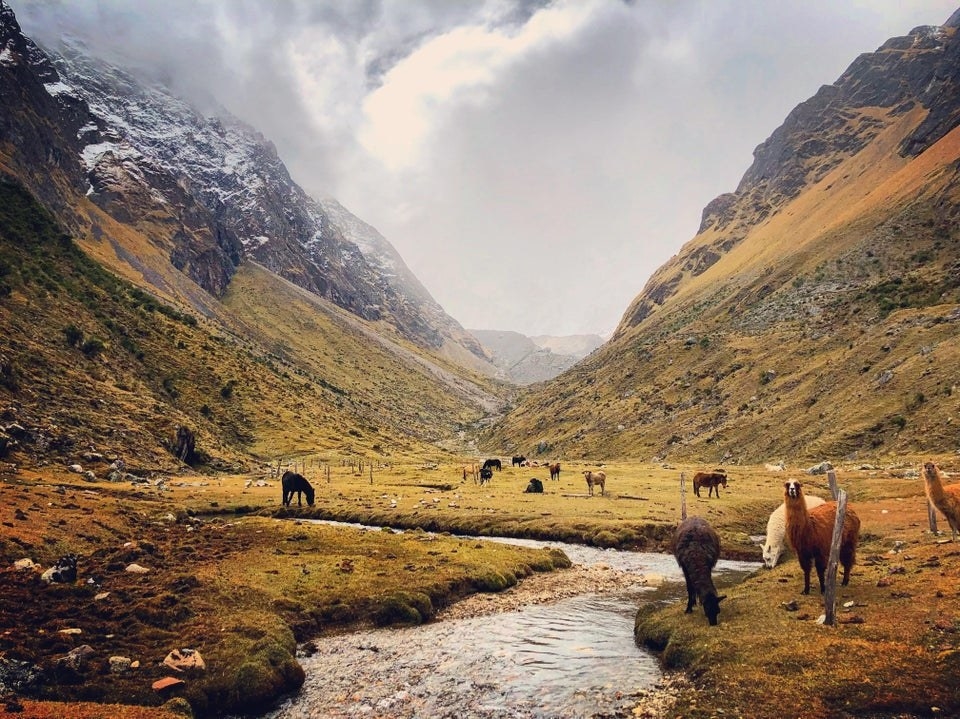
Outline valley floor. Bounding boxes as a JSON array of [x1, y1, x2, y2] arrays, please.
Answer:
[[1, 457, 958, 718]]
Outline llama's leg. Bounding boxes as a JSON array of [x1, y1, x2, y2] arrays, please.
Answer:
[[815, 557, 827, 594], [682, 569, 695, 613], [799, 556, 812, 595]]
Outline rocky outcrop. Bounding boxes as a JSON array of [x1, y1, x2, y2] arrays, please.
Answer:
[[624, 17, 960, 325]]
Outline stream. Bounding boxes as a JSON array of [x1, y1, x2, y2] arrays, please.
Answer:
[[263, 525, 759, 719]]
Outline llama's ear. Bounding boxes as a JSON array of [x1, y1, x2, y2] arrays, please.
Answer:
[[783, 481, 790, 489], [718, 595, 727, 603]]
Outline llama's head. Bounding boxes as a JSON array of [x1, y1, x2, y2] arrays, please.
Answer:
[[761, 540, 782, 569], [923, 462, 939, 484], [784, 480, 802, 500], [702, 592, 726, 626]]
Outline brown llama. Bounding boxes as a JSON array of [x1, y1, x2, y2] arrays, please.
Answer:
[[922, 461, 960, 541], [784, 480, 860, 595]]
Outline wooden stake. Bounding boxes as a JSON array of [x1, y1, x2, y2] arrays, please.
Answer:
[[823, 489, 848, 626], [827, 471, 839, 501], [680, 472, 687, 521]]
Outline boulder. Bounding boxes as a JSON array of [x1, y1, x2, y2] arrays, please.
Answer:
[[163, 648, 206, 672], [41, 554, 78, 583]]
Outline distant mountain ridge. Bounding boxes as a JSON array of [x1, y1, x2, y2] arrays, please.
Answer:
[[469, 329, 603, 385]]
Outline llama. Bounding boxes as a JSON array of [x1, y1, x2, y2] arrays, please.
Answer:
[[762, 494, 826, 568], [281, 471, 315, 507], [583, 470, 606, 496], [672, 516, 726, 625], [549, 462, 561, 481], [784, 480, 860, 594], [922, 461, 960, 541]]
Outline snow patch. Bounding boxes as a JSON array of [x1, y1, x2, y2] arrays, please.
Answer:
[[43, 80, 76, 97], [0, 47, 16, 66]]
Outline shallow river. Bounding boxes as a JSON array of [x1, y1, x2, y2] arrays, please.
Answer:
[[263, 526, 758, 719]]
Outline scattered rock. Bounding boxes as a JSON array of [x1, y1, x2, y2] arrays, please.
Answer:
[[125, 563, 151, 574], [56, 645, 95, 672], [58, 628, 82, 635], [781, 600, 800, 611], [807, 461, 834, 475], [152, 676, 186, 692], [67, 464, 83, 474], [13, 558, 36, 570], [163, 648, 206, 672], [41, 554, 78, 583], [109, 656, 133, 674]]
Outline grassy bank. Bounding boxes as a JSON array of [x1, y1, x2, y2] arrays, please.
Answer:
[[634, 458, 960, 718]]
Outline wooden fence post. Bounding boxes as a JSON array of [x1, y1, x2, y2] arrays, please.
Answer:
[[680, 472, 687, 521], [823, 488, 848, 626], [369, 461, 373, 485], [827, 471, 839, 500]]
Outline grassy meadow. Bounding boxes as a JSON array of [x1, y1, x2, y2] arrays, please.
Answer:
[[3, 454, 958, 719]]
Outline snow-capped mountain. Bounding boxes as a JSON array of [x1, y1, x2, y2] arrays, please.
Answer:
[[3, 11, 491, 366]]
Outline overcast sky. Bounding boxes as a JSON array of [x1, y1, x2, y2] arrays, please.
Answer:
[[14, 0, 960, 337]]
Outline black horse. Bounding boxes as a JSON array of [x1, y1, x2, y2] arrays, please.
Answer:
[[281, 471, 315, 507], [479, 467, 494, 485], [482, 458, 502, 472], [512, 455, 526, 467]]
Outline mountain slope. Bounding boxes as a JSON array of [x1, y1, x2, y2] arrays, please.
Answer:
[[484, 16, 960, 462], [0, 0, 494, 375], [0, 1, 506, 468]]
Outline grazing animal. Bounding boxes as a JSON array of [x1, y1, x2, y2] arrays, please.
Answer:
[[281, 471, 315, 507], [482, 458, 502, 472], [784, 480, 860, 594], [762, 494, 826, 568], [764, 461, 786, 472], [549, 462, 561, 481], [524, 478, 544, 493], [512, 455, 526, 467], [922, 461, 960, 540], [672, 516, 726, 625], [479, 467, 493, 485], [693, 471, 728, 498], [583, 470, 606, 496]]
